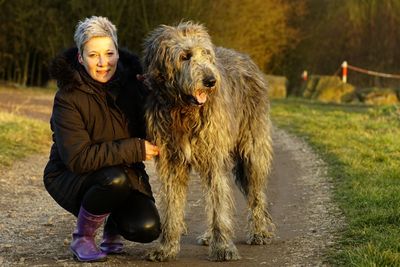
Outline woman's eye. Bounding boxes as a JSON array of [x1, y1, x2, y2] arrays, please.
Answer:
[[88, 54, 97, 58], [107, 52, 114, 56]]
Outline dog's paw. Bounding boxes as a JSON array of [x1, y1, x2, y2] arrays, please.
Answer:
[[146, 248, 176, 262], [196, 233, 210, 246], [246, 231, 273, 245], [209, 244, 241, 261]]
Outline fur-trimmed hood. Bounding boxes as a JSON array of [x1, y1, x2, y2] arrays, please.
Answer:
[[49, 47, 143, 92]]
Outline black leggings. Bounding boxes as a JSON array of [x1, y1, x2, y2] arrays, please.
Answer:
[[79, 166, 161, 243]]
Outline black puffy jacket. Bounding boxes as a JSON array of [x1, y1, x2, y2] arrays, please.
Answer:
[[43, 47, 152, 215]]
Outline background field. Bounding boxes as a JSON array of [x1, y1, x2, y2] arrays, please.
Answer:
[[0, 112, 50, 167], [271, 99, 400, 266], [0, 86, 53, 167]]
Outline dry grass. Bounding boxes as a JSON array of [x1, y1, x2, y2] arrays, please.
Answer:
[[0, 111, 51, 167]]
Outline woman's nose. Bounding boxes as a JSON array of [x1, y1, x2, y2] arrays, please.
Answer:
[[97, 56, 106, 66]]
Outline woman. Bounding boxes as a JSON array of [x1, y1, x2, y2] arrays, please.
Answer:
[[43, 16, 160, 262]]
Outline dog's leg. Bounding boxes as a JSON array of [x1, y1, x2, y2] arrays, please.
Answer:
[[239, 130, 275, 245], [245, 169, 275, 245], [203, 170, 240, 261], [147, 165, 189, 262], [196, 181, 211, 246], [196, 228, 211, 246]]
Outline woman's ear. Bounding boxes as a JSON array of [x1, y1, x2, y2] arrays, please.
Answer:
[[78, 53, 83, 64]]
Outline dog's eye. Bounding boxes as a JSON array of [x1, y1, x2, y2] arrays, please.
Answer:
[[181, 52, 192, 61], [202, 49, 211, 56]]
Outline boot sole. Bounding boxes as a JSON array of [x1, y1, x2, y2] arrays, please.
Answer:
[[70, 248, 108, 262], [100, 244, 124, 254]]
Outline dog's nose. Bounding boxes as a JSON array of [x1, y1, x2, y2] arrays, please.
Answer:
[[203, 76, 216, 88]]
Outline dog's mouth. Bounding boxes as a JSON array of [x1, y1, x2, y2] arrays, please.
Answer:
[[184, 94, 204, 106], [183, 90, 209, 106], [194, 90, 208, 105]]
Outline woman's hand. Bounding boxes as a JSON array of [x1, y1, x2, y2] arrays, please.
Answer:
[[144, 140, 159, 160]]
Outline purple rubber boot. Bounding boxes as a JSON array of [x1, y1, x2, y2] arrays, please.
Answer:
[[70, 207, 109, 262], [100, 217, 124, 254]]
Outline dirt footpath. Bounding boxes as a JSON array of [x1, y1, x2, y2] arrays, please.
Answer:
[[0, 89, 343, 266]]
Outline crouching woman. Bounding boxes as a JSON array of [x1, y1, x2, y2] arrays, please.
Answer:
[[43, 16, 160, 262]]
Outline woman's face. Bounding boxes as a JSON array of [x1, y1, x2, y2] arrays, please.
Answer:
[[78, 37, 119, 83]]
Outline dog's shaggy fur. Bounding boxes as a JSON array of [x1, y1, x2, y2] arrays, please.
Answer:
[[143, 21, 274, 261]]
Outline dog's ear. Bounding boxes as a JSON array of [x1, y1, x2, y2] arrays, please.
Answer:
[[143, 25, 175, 80]]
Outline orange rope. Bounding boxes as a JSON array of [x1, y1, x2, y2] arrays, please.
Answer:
[[347, 64, 400, 79]]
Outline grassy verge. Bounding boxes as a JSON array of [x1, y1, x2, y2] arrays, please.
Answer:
[[270, 98, 400, 266], [0, 111, 51, 167], [0, 83, 56, 95]]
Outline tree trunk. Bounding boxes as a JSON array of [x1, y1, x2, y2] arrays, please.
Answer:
[[22, 52, 30, 87], [29, 51, 37, 86], [37, 59, 42, 86], [0, 56, 4, 81], [13, 67, 19, 84], [6, 63, 12, 82], [139, 0, 150, 33]]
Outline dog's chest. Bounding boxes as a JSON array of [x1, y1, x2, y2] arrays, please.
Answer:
[[167, 107, 223, 165], [178, 132, 205, 164]]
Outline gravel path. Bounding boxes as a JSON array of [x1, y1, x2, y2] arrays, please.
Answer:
[[0, 89, 344, 266]]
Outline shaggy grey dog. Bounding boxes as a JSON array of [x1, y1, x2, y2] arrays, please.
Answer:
[[143, 21, 274, 262]]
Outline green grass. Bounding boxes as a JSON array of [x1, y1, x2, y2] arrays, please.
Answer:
[[0, 111, 51, 167], [271, 98, 400, 266]]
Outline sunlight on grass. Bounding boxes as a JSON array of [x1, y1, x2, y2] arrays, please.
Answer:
[[0, 112, 51, 167], [271, 98, 400, 266]]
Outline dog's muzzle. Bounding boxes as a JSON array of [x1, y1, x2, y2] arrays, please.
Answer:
[[182, 76, 216, 106]]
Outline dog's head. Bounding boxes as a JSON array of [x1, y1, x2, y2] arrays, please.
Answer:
[[143, 21, 220, 107]]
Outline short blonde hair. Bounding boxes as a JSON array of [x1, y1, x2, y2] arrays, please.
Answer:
[[74, 16, 118, 54]]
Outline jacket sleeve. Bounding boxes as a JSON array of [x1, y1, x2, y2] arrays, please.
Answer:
[[51, 92, 146, 174]]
